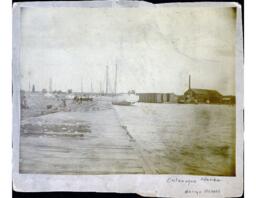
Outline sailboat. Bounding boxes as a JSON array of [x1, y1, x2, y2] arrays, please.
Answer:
[[111, 64, 139, 106]]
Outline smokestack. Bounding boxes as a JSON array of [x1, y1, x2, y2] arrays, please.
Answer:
[[189, 75, 191, 90]]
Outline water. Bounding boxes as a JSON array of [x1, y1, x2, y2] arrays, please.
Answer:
[[114, 103, 236, 176]]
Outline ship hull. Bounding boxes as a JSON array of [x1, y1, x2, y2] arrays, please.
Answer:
[[112, 101, 136, 106], [112, 94, 139, 106]]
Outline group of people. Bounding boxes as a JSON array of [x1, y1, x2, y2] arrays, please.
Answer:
[[73, 95, 93, 104]]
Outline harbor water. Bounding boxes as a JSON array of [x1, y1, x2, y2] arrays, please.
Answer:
[[114, 103, 235, 176]]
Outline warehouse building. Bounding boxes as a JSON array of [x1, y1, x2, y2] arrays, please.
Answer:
[[183, 75, 223, 104], [184, 88, 222, 104], [138, 93, 178, 103]]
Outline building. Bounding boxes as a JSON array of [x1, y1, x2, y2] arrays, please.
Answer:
[[168, 93, 179, 103], [138, 93, 158, 103], [138, 93, 178, 103], [177, 95, 186, 103], [138, 75, 235, 105], [183, 75, 223, 104], [222, 95, 236, 104], [184, 89, 222, 104]]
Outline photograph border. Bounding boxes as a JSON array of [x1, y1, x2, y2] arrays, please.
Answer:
[[12, 1, 244, 197]]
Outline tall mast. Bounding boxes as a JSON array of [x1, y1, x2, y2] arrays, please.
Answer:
[[49, 78, 52, 93], [114, 63, 117, 95], [105, 65, 109, 94], [28, 80, 31, 92], [81, 78, 83, 93], [91, 81, 93, 93], [100, 81, 102, 94]]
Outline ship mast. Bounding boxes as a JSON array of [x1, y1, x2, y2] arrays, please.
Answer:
[[91, 81, 93, 94], [28, 80, 31, 92], [114, 63, 117, 95], [81, 78, 83, 93], [99, 81, 102, 94], [105, 65, 109, 94], [49, 78, 52, 93]]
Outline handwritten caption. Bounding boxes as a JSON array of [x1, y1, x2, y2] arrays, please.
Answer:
[[166, 176, 222, 195]]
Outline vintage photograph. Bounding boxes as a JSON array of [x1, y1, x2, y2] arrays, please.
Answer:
[[17, 2, 237, 178]]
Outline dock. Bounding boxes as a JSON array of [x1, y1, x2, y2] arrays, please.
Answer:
[[20, 99, 147, 174]]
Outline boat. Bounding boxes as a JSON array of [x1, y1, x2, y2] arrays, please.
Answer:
[[110, 63, 139, 106], [112, 90, 139, 106]]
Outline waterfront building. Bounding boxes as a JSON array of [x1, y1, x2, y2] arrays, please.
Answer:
[[184, 89, 222, 104]]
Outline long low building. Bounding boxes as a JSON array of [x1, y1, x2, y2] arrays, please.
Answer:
[[137, 92, 235, 105], [137, 76, 235, 104], [137, 93, 178, 103]]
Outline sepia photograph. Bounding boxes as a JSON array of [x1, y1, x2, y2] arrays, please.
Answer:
[[12, 1, 243, 197]]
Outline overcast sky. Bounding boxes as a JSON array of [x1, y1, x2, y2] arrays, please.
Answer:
[[20, 6, 236, 95]]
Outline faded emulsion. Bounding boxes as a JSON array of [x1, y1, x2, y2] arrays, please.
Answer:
[[18, 4, 237, 177]]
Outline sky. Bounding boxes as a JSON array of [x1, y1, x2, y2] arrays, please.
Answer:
[[20, 6, 237, 95]]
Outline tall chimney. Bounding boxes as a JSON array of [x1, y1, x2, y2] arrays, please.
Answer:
[[189, 75, 191, 90]]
